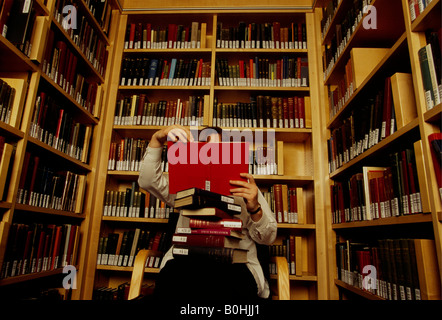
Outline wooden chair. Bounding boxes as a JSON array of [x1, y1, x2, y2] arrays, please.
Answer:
[[128, 249, 291, 300]]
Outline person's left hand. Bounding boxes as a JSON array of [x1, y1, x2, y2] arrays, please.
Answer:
[[229, 173, 260, 212]]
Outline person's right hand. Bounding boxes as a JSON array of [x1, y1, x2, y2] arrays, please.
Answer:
[[149, 125, 194, 148]]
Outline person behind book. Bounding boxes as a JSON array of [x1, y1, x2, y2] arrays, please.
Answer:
[[138, 124, 277, 300]]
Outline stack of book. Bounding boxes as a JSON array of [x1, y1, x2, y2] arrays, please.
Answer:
[[171, 187, 248, 264]]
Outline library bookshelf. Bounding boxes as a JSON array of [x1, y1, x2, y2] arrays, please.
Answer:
[[316, 0, 442, 300], [78, 4, 331, 300]]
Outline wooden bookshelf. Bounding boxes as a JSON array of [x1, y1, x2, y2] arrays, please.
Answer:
[[79, 3, 330, 301]]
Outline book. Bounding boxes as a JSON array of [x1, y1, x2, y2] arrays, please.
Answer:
[[167, 142, 249, 196], [172, 245, 248, 264], [428, 133, 442, 201], [176, 227, 243, 239], [174, 194, 241, 215], [418, 44, 441, 110]]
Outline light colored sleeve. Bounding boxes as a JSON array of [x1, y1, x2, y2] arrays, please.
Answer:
[[245, 189, 277, 245], [138, 146, 175, 207]]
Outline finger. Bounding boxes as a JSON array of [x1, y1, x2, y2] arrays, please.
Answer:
[[229, 187, 251, 194], [240, 172, 255, 184]]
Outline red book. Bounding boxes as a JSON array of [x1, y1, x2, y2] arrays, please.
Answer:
[[50, 226, 63, 270], [55, 41, 67, 85], [172, 234, 241, 248], [273, 22, 280, 48], [299, 97, 305, 128], [400, 150, 411, 214], [428, 133, 442, 200], [28, 155, 40, 202], [129, 23, 135, 49], [168, 141, 249, 196], [176, 228, 243, 238]]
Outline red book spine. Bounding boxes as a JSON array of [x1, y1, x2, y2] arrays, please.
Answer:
[[189, 218, 242, 229], [129, 23, 135, 49], [172, 234, 229, 247]]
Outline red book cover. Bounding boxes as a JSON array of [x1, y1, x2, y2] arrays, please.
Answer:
[[299, 97, 305, 128], [168, 141, 249, 196], [273, 22, 280, 48], [50, 226, 62, 270], [428, 133, 442, 193], [55, 41, 67, 85]]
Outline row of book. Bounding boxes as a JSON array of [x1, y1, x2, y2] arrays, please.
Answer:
[[97, 229, 170, 268], [102, 183, 172, 219], [42, 29, 100, 115], [336, 238, 438, 300], [328, 76, 400, 173], [108, 138, 149, 172], [120, 57, 211, 87], [172, 187, 247, 264], [30, 92, 93, 163], [269, 235, 303, 276], [215, 57, 309, 88], [0, 78, 15, 125], [428, 133, 442, 202], [331, 148, 423, 224], [409, 0, 436, 21], [114, 95, 206, 127], [216, 21, 307, 50], [54, 0, 112, 32], [322, 0, 368, 79], [125, 22, 207, 50], [53, 2, 109, 77], [262, 185, 305, 224], [1, 223, 80, 279], [418, 29, 441, 110], [213, 95, 307, 129], [0, 0, 36, 57], [16, 152, 86, 213]]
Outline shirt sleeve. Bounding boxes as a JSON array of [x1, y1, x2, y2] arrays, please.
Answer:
[[138, 146, 175, 207], [245, 189, 277, 245]]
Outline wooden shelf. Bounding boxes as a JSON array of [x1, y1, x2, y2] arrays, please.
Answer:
[[124, 48, 212, 53], [423, 103, 442, 124], [119, 85, 211, 90], [214, 86, 310, 91], [332, 213, 433, 229], [0, 121, 25, 139], [411, 0, 441, 32], [329, 117, 420, 179], [0, 35, 38, 72], [277, 223, 315, 229], [270, 272, 317, 281]]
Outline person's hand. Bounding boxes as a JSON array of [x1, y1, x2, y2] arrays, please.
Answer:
[[229, 173, 261, 219], [149, 125, 194, 148]]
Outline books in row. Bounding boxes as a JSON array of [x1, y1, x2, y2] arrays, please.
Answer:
[[213, 95, 307, 129], [262, 185, 305, 224], [114, 95, 206, 127], [30, 92, 93, 163], [97, 229, 170, 268], [409, 0, 436, 21], [336, 238, 440, 300], [249, 146, 278, 176], [1, 223, 80, 279], [16, 152, 86, 213], [215, 56, 308, 88], [103, 183, 172, 219], [0, 0, 36, 57], [428, 133, 442, 202], [42, 29, 100, 114], [125, 22, 207, 50], [331, 148, 423, 224], [418, 29, 441, 110], [120, 57, 211, 87], [108, 138, 150, 172], [0, 78, 15, 125], [93, 282, 154, 300], [322, 0, 369, 77], [54, 3, 109, 77], [216, 21, 307, 50], [269, 235, 303, 276], [328, 76, 401, 173]]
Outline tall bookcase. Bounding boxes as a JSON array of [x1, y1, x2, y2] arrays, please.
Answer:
[[79, 6, 331, 300], [0, 0, 118, 300], [315, 0, 442, 300]]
